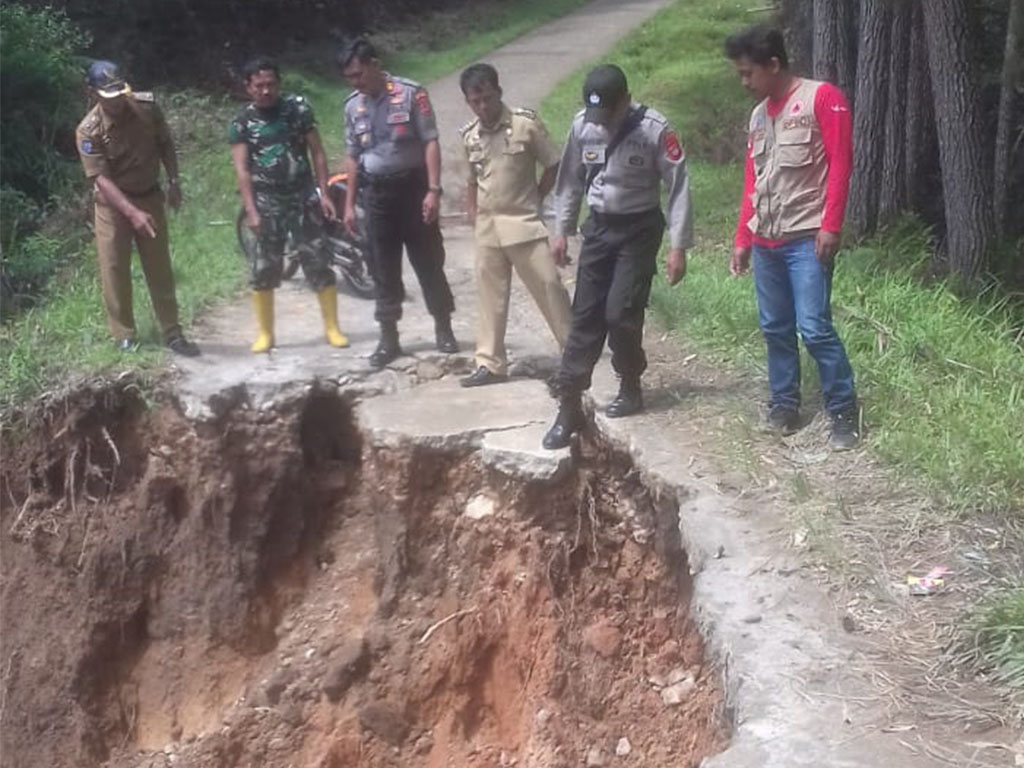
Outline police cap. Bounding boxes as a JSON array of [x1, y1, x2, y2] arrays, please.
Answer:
[[582, 64, 628, 124], [87, 60, 131, 99]]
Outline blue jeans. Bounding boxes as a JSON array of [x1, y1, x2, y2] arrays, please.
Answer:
[[753, 236, 856, 415]]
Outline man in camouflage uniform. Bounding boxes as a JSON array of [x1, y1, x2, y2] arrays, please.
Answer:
[[229, 56, 348, 353], [75, 60, 199, 356]]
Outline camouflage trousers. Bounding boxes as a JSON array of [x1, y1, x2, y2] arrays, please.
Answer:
[[251, 187, 335, 291]]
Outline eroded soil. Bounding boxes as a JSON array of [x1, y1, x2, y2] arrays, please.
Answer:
[[0, 383, 725, 768]]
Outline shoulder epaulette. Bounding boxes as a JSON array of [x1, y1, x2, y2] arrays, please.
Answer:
[[344, 90, 361, 103], [512, 107, 538, 120], [641, 106, 668, 126], [79, 108, 101, 132], [391, 75, 422, 89], [132, 91, 155, 103], [459, 118, 479, 138]]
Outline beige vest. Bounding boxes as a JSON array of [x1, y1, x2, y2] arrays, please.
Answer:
[[747, 78, 828, 241]]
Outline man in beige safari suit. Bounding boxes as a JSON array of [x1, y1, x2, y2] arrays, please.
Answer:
[[458, 63, 571, 387], [75, 60, 199, 356]]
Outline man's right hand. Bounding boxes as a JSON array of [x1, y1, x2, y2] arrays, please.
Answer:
[[730, 246, 751, 277], [130, 210, 158, 239], [343, 206, 358, 239], [551, 236, 569, 267], [245, 209, 261, 236]]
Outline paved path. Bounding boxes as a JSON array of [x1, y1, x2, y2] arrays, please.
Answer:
[[174, 0, 675, 416], [173, 2, 951, 766]]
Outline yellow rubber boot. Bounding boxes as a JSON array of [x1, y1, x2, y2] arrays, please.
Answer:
[[251, 290, 275, 353], [317, 286, 349, 348]]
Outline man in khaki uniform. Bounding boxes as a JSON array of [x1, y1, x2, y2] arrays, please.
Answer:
[[75, 60, 199, 356], [458, 63, 571, 387]]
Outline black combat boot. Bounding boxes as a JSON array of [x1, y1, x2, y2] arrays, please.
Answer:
[[605, 377, 643, 418], [435, 315, 458, 354], [369, 321, 402, 368], [829, 405, 861, 451], [542, 393, 586, 450]]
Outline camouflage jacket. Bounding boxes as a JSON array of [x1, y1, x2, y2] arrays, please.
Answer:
[[228, 94, 316, 193]]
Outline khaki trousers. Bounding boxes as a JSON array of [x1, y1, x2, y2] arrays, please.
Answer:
[[475, 237, 572, 375], [94, 188, 181, 342]]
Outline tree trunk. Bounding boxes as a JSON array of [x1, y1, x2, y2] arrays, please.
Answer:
[[847, 0, 890, 239], [923, 0, 995, 281], [905, 1, 941, 222], [813, 0, 856, 100], [879, 0, 911, 227], [782, 0, 815, 76], [994, 0, 1024, 238]]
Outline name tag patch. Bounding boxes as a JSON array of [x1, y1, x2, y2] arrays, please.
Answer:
[[386, 111, 410, 124], [628, 155, 644, 167], [782, 115, 814, 131]]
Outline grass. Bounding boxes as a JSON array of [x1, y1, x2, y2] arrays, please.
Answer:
[[0, 0, 590, 412], [963, 588, 1024, 691], [539, 0, 1024, 515]]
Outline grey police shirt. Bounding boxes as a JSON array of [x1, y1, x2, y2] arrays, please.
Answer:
[[344, 74, 439, 176], [553, 105, 694, 251]]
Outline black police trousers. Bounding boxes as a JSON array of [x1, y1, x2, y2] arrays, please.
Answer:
[[364, 166, 455, 324], [554, 208, 665, 394]]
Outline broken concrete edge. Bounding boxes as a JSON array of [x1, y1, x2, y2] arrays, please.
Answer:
[[588, 404, 868, 768]]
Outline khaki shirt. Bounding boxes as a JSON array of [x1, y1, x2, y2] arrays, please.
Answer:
[[461, 105, 561, 248], [76, 93, 172, 195]]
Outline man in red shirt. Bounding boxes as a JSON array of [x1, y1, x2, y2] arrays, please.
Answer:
[[726, 26, 860, 450]]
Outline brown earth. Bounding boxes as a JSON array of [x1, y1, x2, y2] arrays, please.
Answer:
[[0, 381, 726, 768]]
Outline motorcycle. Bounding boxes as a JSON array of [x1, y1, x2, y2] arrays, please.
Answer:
[[236, 172, 375, 299]]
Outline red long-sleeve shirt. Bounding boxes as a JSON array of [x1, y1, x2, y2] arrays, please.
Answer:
[[734, 81, 853, 250]]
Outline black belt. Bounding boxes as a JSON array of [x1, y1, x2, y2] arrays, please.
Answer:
[[589, 207, 661, 225], [362, 167, 425, 186]]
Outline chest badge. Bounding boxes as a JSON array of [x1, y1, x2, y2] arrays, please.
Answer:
[[628, 155, 644, 167], [583, 146, 606, 164]]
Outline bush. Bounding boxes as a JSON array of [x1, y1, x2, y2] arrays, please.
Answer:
[[0, 4, 90, 201]]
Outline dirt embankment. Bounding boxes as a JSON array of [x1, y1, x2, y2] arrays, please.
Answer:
[[1, 382, 726, 767]]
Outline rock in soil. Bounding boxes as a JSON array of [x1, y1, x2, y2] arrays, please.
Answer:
[[358, 700, 411, 745], [582, 619, 623, 658], [321, 637, 370, 702]]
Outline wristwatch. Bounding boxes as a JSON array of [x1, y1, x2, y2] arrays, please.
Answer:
[[428, 185, 443, 196]]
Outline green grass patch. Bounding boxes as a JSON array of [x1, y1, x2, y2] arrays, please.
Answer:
[[540, 0, 1024, 512], [963, 588, 1024, 690], [0, 0, 590, 412]]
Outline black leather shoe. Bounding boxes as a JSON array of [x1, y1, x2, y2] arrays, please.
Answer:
[[435, 317, 458, 354], [542, 398, 586, 450], [370, 323, 402, 369], [115, 337, 139, 353], [766, 405, 800, 435], [605, 379, 643, 418], [167, 334, 200, 357], [460, 366, 507, 388]]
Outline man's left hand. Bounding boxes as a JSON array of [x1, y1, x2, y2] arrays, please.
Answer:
[[167, 183, 182, 212], [815, 230, 841, 265], [422, 190, 440, 224], [320, 195, 337, 222], [666, 248, 687, 286]]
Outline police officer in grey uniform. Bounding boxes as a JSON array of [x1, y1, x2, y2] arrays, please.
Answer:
[[543, 64, 692, 450], [339, 38, 457, 368]]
